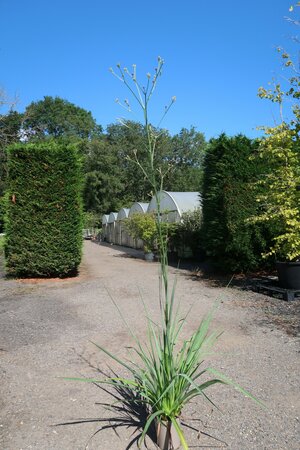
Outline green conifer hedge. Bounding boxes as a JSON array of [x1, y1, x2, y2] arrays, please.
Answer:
[[5, 140, 83, 277], [202, 134, 270, 271], [0, 195, 5, 233]]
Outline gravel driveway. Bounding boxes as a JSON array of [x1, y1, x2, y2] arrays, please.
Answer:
[[0, 241, 299, 450]]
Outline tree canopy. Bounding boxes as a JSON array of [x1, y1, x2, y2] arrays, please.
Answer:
[[0, 93, 207, 217], [83, 138, 126, 213], [165, 126, 206, 191], [82, 120, 207, 214], [22, 96, 102, 140], [0, 111, 23, 195]]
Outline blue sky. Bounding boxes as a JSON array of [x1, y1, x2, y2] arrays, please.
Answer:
[[0, 0, 297, 139]]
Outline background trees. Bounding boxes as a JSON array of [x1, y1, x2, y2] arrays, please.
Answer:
[[0, 90, 23, 230], [105, 120, 162, 202], [83, 121, 207, 213], [83, 137, 126, 213], [0, 94, 207, 220], [22, 96, 102, 140], [166, 127, 206, 191], [0, 111, 23, 197]]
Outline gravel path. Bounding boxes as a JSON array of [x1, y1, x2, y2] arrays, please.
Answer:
[[0, 241, 299, 450]]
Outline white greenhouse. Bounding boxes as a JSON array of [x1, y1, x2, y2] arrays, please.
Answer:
[[101, 214, 109, 241], [102, 192, 201, 251], [129, 202, 149, 215], [147, 191, 201, 222], [116, 208, 130, 246], [128, 202, 149, 249], [107, 212, 118, 243]]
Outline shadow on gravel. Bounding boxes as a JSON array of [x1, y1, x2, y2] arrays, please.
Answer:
[[94, 241, 146, 261], [54, 372, 156, 450], [54, 364, 229, 449]]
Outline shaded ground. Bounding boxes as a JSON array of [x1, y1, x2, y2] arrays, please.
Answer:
[[0, 241, 299, 450], [180, 264, 300, 338]]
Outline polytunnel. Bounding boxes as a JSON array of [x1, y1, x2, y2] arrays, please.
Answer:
[[129, 202, 149, 215], [128, 202, 149, 249], [107, 212, 118, 243], [102, 214, 109, 241], [147, 191, 201, 222], [116, 208, 130, 246]]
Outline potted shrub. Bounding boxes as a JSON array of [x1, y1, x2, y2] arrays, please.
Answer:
[[125, 212, 174, 261], [250, 123, 300, 288], [124, 212, 157, 260], [66, 58, 263, 449]]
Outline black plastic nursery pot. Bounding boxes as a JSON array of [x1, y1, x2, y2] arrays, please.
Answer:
[[276, 261, 300, 290], [144, 251, 155, 261]]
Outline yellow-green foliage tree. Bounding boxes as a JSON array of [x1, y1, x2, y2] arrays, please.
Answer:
[[125, 213, 157, 253], [124, 213, 174, 254], [251, 124, 300, 261], [251, 3, 300, 262]]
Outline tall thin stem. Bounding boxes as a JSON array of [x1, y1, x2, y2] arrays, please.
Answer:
[[113, 57, 176, 357]]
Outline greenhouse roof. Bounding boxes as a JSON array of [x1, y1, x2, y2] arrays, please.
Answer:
[[129, 202, 149, 215], [117, 208, 130, 220], [147, 191, 201, 216], [108, 212, 118, 223], [102, 214, 109, 225]]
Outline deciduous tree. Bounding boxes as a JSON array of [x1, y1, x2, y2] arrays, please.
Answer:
[[22, 96, 102, 140], [250, 3, 300, 262]]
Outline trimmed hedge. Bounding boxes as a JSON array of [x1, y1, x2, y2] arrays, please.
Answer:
[[0, 195, 5, 233], [5, 140, 83, 277], [202, 134, 271, 271], [0, 234, 4, 256]]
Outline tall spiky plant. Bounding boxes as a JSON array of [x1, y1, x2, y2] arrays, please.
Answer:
[[66, 58, 263, 450]]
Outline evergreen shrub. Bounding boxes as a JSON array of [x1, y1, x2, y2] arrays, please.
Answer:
[[202, 134, 270, 271], [5, 140, 83, 277], [171, 208, 203, 259]]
